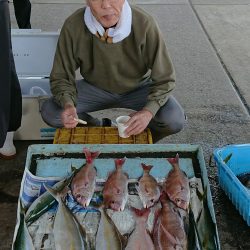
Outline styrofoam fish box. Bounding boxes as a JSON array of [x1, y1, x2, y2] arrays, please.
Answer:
[[214, 144, 250, 226], [13, 144, 221, 249]]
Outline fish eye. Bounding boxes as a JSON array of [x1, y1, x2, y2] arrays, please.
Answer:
[[176, 199, 183, 206], [150, 199, 154, 203]]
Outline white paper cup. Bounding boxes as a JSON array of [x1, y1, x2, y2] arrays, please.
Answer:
[[116, 115, 130, 138]]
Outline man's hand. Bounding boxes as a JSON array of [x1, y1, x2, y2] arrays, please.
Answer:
[[125, 109, 153, 136], [61, 103, 78, 128]]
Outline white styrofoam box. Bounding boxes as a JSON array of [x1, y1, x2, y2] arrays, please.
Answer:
[[12, 30, 59, 140], [12, 29, 59, 77], [14, 79, 55, 140]]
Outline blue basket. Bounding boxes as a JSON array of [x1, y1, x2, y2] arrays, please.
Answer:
[[214, 144, 250, 226]]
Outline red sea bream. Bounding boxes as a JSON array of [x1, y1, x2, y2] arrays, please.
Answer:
[[71, 148, 100, 207], [103, 158, 129, 211], [136, 163, 161, 208], [164, 154, 190, 210]]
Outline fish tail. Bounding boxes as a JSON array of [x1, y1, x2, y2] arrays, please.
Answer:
[[167, 153, 180, 169], [141, 163, 153, 173], [115, 158, 126, 169], [132, 207, 150, 218], [83, 148, 100, 164], [91, 151, 100, 160]]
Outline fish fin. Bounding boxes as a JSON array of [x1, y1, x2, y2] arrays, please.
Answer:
[[131, 207, 150, 218], [167, 153, 179, 165], [120, 234, 128, 249], [83, 147, 91, 156], [124, 172, 129, 179], [141, 163, 153, 173], [91, 151, 100, 159], [83, 148, 100, 164], [70, 164, 77, 172], [44, 185, 58, 201], [144, 185, 151, 194]]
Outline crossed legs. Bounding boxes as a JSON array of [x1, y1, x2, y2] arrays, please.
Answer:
[[41, 79, 186, 142]]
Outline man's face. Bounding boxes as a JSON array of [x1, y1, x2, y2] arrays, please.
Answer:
[[87, 0, 125, 28]]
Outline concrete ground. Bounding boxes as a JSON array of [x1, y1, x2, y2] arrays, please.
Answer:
[[1, 0, 250, 249]]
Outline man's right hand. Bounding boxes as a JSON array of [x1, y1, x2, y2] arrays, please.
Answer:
[[61, 103, 78, 128]]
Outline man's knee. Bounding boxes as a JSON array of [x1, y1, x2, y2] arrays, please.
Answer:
[[40, 98, 63, 128], [148, 109, 186, 143], [150, 116, 185, 136], [166, 118, 185, 135]]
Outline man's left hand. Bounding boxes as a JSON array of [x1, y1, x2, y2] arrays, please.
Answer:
[[125, 109, 153, 136]]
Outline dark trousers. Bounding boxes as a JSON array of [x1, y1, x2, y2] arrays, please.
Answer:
[[13, 0, 31, 29], [0, 0, 22, 146]]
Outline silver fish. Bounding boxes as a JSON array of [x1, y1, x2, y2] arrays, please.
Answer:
[[12, 201, 35, 250], [25, 174, 74, 226], [45, 185, 88, 250], [95, 207, 124, 250]]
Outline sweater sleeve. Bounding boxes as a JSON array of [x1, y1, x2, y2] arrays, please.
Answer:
[[143, 17, 175, 116], [50, 20, 78, 108]]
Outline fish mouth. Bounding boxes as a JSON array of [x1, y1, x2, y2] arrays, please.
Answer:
[[175, 198, 189, 210], [120, 203, 125, 211], [75, 194, 91, 207], [111, 204, 123, 212], [143, 202, 154, 209], [108, 200, 125, 211], [143, 202, 148, 209]]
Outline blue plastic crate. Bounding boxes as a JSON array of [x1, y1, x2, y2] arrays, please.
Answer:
[[214, 144, 250, 226]]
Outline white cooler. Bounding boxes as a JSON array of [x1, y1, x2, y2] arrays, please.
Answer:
[[12, 29, 59, 140]]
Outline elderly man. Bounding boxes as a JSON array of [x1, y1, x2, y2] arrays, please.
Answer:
[[41, 0, 186, 142]]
